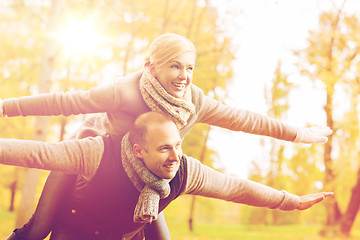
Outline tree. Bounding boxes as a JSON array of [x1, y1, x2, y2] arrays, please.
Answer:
[[338, 91, 360, 235], [295, 1, 360, 236], [0, 0, 54, 224], [248, 61, 300, 225], [15, 0, 65, 227], [264, 61, 296, 225], [186, 124, 212, 231]]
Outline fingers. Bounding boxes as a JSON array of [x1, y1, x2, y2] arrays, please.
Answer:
[[304, 135, 327, 144], [311, 126, 333, 136], [321, 192, 334, 198], [297, 192, 334, 210], [311, 194, 325, 205], [301, 127, 333, 144], [315, 136, 328, 144], [311, 127, 333, 143]]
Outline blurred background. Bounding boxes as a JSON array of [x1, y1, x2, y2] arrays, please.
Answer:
[[1, 0, 360, 239]]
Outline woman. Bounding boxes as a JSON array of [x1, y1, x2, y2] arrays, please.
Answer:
[[3, 33, 331, 240]]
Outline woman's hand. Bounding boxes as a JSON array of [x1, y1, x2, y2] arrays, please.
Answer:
[[294, 127, 333, 144]]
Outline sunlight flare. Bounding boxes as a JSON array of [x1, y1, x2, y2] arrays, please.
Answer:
[[56, 18, 102, 56]]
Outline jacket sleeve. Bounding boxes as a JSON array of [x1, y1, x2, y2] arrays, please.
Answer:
[[3, 82, 119, 117], [0, 136, 104, 180], [183, 156, 300, 211], [192, 85, 298, 142]]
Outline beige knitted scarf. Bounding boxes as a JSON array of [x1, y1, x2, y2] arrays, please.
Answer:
[[139, 69, 195, 129], [121, 133, 172, 223]]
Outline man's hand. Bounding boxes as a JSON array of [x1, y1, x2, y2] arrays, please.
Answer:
[[294, 127, 333, 144], [297, 192, 334, 210]]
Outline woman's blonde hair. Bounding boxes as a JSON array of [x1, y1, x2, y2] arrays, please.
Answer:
[[145, 33, 196, 68]]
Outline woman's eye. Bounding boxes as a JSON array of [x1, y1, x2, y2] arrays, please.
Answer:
[[171, 65, 179, 69], [187, 67, 193, 71]]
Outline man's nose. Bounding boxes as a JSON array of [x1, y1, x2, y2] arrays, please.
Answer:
[[169, 148, 181, 161]]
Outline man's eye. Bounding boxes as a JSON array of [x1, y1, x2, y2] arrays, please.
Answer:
[[187, 66, 193, 71], [171, 65, 179, 69]]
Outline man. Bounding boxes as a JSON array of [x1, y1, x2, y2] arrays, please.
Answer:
[[3, 112, 332, 239]]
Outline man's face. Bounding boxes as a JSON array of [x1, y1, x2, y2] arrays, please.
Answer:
[[135, 121, 182, 179], [151, 52, 195, 99]]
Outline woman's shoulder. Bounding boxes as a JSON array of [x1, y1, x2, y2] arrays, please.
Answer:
[[190, 83, 202, 92], [190, 83, 207, 106], [111, 70, 144, 94], [115, 70, 143, 85], [190, 83, 205, 97], [122, 70, 143, 82], [111, 70, 144, 104]]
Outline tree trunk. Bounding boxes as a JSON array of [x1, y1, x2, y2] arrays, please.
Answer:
[[323, 92, 337, 222], [59, 116, 67, 141], [339, 167, 360, 236], [320, 91, 342, 237], [9, 180, 17, 212], [188, 195, 196, 232], [15, 0, 63, 228], [161, 0, 170, 33], [321, 5, 346, 235], [188, 126, 211, 232]]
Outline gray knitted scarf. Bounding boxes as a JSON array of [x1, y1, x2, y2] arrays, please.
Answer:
[[139, 69, 195, 129], [121, 133, 172, 223]]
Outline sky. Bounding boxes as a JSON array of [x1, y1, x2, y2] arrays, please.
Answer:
[[207, 0, 360, 178]]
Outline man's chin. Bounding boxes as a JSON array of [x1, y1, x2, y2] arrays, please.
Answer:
[[162, 173, 176, 179], [160, 170, 178, 179]]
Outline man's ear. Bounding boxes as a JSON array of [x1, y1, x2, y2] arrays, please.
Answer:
[[133, 144, 143, 159]]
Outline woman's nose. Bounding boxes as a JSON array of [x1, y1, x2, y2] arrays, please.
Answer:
[[179, 68, 187, 80]]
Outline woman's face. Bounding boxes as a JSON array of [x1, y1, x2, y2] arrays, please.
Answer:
[[151, 52, 196, 99]]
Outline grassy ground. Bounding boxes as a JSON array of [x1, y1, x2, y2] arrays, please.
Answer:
[[1, 207, 359, 240], [168, 223, 360, 240], [0, 208, 15, 239]]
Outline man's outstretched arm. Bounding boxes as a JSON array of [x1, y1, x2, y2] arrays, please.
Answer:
[[184, 155, 333, 210], [0, 136, 104, 179]]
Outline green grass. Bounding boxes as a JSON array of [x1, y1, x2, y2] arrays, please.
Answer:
[[168, 223, 360, 240], [1, 207, 359, 240], [0, 207, 15, 239]]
